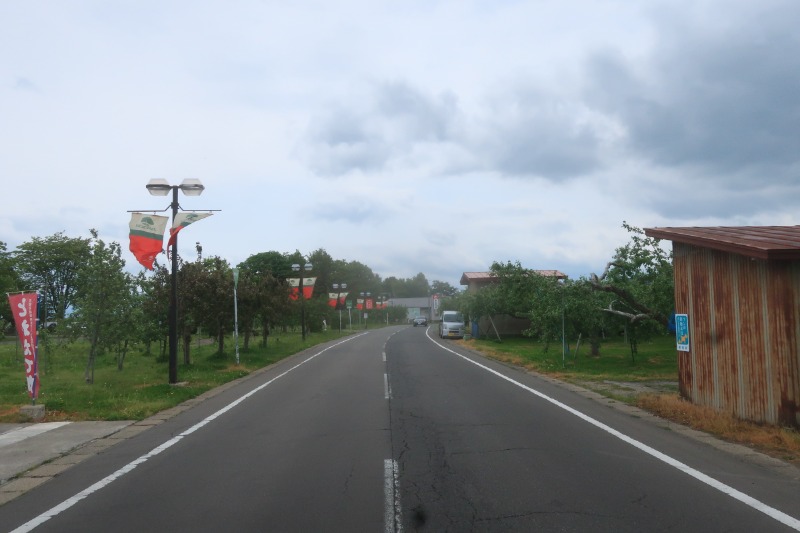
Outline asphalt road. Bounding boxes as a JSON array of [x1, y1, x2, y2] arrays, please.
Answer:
[[1, 325, 799, 532]]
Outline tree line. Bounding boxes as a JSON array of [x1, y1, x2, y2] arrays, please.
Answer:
[[442, 222, 675, 359], [0, 231, 458, 383]]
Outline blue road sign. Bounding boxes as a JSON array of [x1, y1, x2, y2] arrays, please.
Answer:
[[675, 314, 690, 352]]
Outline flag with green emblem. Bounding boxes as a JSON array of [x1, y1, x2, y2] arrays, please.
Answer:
[[129, 213, 169, 270], [167, 212, 213, 251]]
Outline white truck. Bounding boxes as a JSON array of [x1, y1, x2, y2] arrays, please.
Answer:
[[438, 310, 465, 339]]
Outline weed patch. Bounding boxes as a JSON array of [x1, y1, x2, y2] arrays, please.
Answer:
[[637, 394, 800, 466]]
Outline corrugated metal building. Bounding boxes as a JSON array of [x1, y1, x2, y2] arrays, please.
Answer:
[[644, 226, 800, 427]]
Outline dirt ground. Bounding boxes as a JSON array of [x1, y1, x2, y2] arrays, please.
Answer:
[[574, 379, 679, 398]]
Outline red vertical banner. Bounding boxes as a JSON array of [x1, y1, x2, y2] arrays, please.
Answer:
[[7, 293, 39, 400]]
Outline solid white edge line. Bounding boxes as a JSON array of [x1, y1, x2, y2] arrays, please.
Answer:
[[11, 333, 368, 533], [384, 459, 402, 533], [427, 332, 800, 531], [384, 459, 393, 532], [393, 459, 402, 532]]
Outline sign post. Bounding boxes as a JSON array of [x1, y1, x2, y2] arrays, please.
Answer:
[[233, 268, 240, 365], [675, 314, 690, 352]]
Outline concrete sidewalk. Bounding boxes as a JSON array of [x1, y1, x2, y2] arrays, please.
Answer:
[[0, 382, 228, 507], [0, 421, 138, 505], [0, 360, 269, 507]]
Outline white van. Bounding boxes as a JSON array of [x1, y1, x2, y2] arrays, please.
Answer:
[[439, 310, 465, 339]]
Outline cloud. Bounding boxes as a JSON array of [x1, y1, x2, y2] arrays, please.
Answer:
[[635, 172, 800, 221], [300, 81, 460, 176], [469, 87, 605, 179], [374, 82, 458, 142], [301, 80, 606, 181], [312, 198, 386, 224], [584, 1, 800, 186], [303, 107, 393, 175], [14, 77, 36, 91]]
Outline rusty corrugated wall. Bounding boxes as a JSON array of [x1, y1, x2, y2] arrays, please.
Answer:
[[674, 242, 800, 427]]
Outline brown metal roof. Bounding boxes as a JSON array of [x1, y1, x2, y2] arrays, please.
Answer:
[[460, 270, 567, 285], [460, 272, 496, 282], [644, 226, 800, 260]]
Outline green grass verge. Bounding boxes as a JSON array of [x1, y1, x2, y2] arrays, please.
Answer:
[[464, 334, 678, 382], [0, 328, 358, 422]]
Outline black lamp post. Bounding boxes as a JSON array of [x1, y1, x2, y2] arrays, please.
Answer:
[[360, 291, 371, 329], [292, 261, 313, 341], [333, 282, 347, 333], [145, 178, 204, 384], [377, 295, 387, 325]]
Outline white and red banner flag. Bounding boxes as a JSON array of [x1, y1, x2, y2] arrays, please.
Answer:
[[7, 292, 39, 399], [129, 213, 169, 270], [327, 292, 349, 308], [167, 212, 213, 250], [288, 278, 300, 300], [287, 277, 317, 300]]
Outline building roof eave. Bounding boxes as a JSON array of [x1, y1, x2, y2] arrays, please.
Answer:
[[645, 226, 800, 261]]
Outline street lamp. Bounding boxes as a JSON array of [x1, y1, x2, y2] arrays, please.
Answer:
[[333, 283, 347, 333], [560, 279, 566, 368], [376, 295, 386, 325], [145, 178, 204, 384], [233, 268, 240, 366], [292, 262, 313, 341], [360, 291, 371, 329]]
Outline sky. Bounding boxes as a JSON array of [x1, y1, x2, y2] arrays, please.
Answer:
[[2, 1, 800, 289]]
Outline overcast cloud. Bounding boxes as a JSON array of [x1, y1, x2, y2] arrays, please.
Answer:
[[2, 1, 799, 288]]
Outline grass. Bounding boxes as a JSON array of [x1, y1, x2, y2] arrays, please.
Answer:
[[0, 328, 353, 422], [462, 334, 678, 382], [458, 333, 800, 467]]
